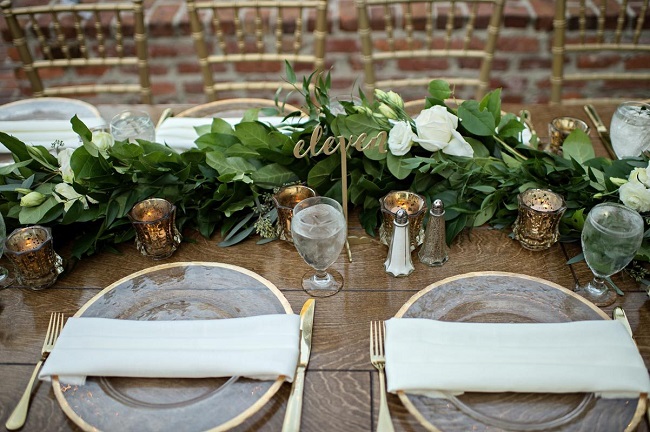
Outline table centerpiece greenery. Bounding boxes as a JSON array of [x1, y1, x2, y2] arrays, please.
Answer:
[[0, 66, 648, 289]]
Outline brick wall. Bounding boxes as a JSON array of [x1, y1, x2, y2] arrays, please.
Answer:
[[1, 0, 649, 106]]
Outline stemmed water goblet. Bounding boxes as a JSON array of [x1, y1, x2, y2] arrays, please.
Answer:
[[291, 196, 347, 298], [575, 202, 644, 307], [109, 110, 156, 143]]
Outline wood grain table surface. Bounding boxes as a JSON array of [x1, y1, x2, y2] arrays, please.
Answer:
[[0, 102, 648, 432]]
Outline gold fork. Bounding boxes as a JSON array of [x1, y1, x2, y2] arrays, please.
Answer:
[[370, 320, 394, 432], [5, 312, 65, 431]]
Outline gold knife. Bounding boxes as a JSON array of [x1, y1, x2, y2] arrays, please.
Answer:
[[282, 299, 315, 432], [612, 308, 649, 425], [613, 307, 633, 339], [583, 104, 617, 159]]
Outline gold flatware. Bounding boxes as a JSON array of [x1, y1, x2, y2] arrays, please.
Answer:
[[370, 320, 394, 432], [282, 299, 315, 432], [613, 308, 648, 426], [6, 312, 65, 430], [583, 104, 617, 159]]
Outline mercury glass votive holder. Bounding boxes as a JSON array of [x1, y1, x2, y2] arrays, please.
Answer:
[[4, 225, 63, 290], [512, 189, 566, 251], [379, 191, 427, 251], [547, 117, 590, 155], [128, 198, 182, 259], [272, 185, 317, 243]]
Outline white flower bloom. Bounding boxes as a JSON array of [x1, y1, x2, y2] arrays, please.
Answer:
[[413, 106, 473, 157], [388, 121, 416, 156], [57, 148, 75, 184], [619, 179, 650, 213], [54, 183, 89, 212], [629, 166, 650, 188], [20, 191, 46, 207], [93, 131, 115, 156]]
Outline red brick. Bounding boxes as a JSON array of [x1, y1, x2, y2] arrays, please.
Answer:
[[577, 54, 621, 69], [77, 66, 110, 77], [177, 62, 202, 74], [519, 58, 553, 70], [625, 55, 650, 70], [149, 5, 180, 37], [151, 81, 176, 95], [339, 0, 359, 31], [397, 58, 450, 71], [497, 36, 540, 52], [149, 43, 179, 58], [326, 38, 361, 53], [235, 61, 283, 74]]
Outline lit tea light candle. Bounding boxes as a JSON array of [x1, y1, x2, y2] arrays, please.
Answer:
[[4, 225, 63, 290], [272, 185, 317, 243], [513, 189, 566, 251], [128, 198, 182, 259], [379, 191, 427, 250]]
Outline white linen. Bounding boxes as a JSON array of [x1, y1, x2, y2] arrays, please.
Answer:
[[0, 119, 106, 153], [155, 116, 290, 151], [39, 314, 300, 385], [385, 318, 650, 399]]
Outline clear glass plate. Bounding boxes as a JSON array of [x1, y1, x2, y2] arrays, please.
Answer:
[[52, 262, 293, 432], [0, 97, 102, 121], [395, 271, 645, 432]]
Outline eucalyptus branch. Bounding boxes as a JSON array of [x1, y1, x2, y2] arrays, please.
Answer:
[[493, 135, 528, 161]]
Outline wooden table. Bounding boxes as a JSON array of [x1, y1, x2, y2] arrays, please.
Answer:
[[0, 103, 648, 432]]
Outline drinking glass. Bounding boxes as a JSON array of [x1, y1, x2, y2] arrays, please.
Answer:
[[0, 212, 12, 288], [291, 196, 347, 297], [575, 203, 643, 306], [610, 101, 650, 158], [110, 110, 155, 143]]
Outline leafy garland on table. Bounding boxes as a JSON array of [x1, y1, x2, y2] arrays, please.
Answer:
[[0, 69, 648, 285]]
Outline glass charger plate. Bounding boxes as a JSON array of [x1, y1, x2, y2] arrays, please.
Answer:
[[394, 271, 645, 432], [0, 97, 102, 121], [52, 262, 293, 432]]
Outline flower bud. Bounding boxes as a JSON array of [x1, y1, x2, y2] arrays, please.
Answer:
[[378, 103, 398, 120], [353, 105, 373, 116], [92, 131, 115, 156], [374, 89, 388, 102], [386, 91, 404, 108], [20, 191, 46, 207], [609, 177, 628, 186]]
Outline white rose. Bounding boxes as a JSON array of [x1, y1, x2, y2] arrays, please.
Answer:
[[413, 106, 473, 157], [93, 131, 115, 156], [619, 179, 650, 213], [629, 166, 650, 188], [54, 183, 89, 212], [57, 148, 75, 184], [388, 121, 416, 156]]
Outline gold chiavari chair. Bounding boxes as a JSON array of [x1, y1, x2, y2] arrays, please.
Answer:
[[186, 0, 328, 102], [355, 0, 506, 102], [1, 0, 152, 104], [550, 0, 650, 105]]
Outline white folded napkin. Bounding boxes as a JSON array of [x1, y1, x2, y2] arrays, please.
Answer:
[[0, 118, 106, 153], [385, 318, 650, 399], [39, 314, 300, 385], [156, 116, 292, 151]]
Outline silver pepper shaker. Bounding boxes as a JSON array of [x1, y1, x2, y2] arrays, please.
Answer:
[[418, 199, 449, 266], [385, 208, 415, 277]]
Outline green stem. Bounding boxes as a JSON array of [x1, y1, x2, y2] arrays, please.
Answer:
[[493, 135, 528, 161]]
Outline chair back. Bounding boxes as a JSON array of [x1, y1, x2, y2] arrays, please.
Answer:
[[186, 0, 328, 102], [1, 0, 152, 104], [175, 97, 304, 117], [550, 0, 650, 104], [355, 0, 506, 101]]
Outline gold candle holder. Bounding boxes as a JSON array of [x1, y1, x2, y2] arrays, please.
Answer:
[[379, 191, 427, 251], [272, 185, 317, 243], [4, 225, 63, 290], [128, 198, 182, 259], [547, 117, 590, 155], [512, 189, 566, 251]]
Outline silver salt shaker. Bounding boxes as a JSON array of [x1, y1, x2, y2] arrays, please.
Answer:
[[418, 199, 449, 266], [385, 209, 415, 277]]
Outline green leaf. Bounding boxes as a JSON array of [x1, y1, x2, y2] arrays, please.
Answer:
[[457, 101, 496, 136], [308, 156, 340, 188], [562, 129, 595, 163], [428, 80, 452, 100], [235, 122, 271, 150], [480, 89, 502, 123], [386, 152, 412, 180], [18, 196, 62, 224], [250, 164, 299, 187]]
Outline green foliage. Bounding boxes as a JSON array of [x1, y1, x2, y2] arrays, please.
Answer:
[[0, 72, 646, 265]]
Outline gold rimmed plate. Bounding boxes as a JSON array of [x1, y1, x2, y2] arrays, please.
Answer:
[[394, 271, 645, 432], [52, 262, 293, 432]]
